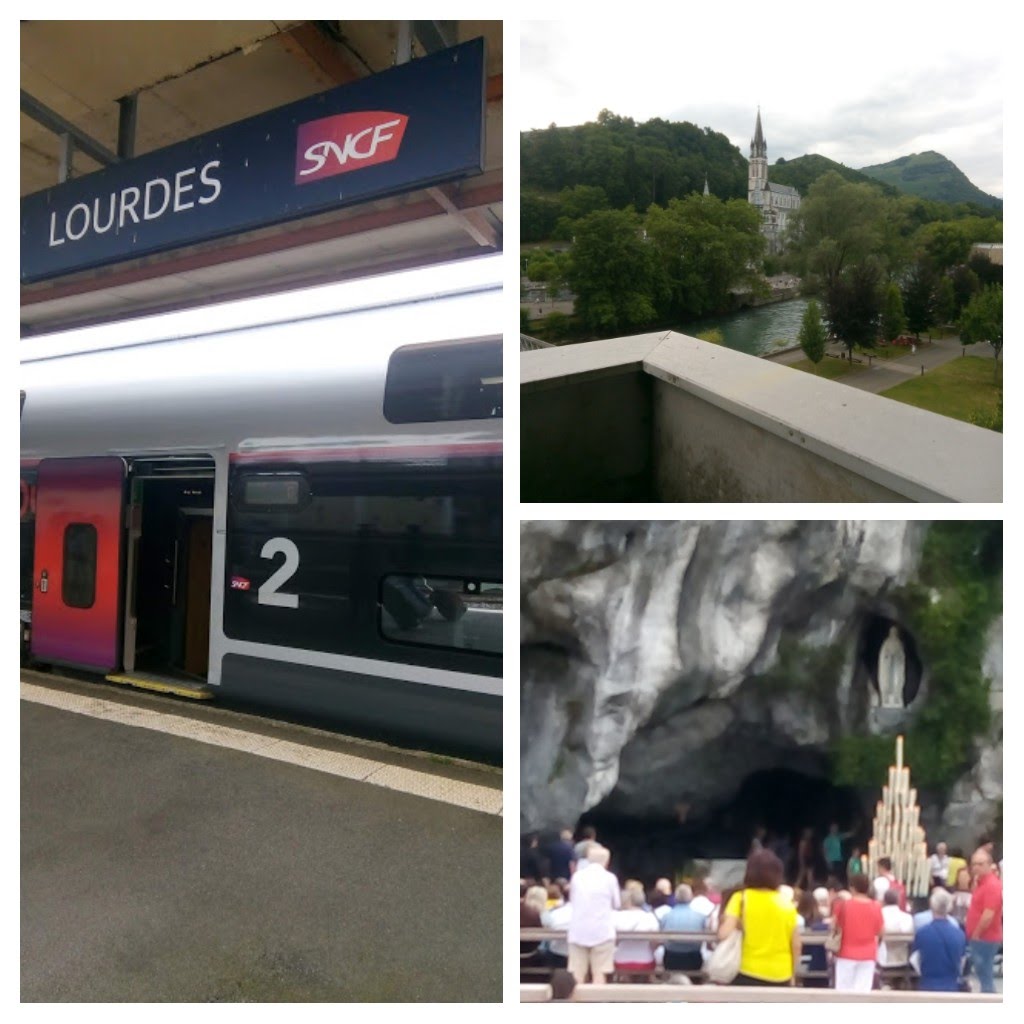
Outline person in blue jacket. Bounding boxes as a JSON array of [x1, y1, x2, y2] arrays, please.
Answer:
[[912, 888, 967, 992]]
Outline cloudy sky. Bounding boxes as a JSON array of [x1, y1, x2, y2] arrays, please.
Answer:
[[520, 2, 1003, 197]]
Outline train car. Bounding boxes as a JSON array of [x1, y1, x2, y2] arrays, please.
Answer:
[[20, 256, 502, 757]]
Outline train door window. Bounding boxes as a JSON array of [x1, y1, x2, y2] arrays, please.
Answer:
[[380, 576, 502, 654], [62, 523, 97, 609], [383, 338, 502, 422]]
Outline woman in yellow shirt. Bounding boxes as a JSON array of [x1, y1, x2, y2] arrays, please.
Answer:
[[717, 850, 801, 986]]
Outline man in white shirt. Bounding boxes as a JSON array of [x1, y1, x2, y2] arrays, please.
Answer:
[[567, 844, 620, 984], [929, 842, 950, 889], [878, 889, 915, 978], [873, 857, 896, 901]]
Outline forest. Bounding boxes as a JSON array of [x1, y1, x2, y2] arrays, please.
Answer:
[[522, 112, 1003, 344]]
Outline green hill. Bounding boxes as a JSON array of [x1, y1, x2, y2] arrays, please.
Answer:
[[770, 153, 899, 196], [858, 151, 1001, 209], [521, 111, 749, 209]]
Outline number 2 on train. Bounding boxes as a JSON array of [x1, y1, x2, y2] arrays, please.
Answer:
[[258, 537, 299, 608]]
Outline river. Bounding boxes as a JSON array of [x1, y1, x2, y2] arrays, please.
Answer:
[[679, 297, 809, 357]]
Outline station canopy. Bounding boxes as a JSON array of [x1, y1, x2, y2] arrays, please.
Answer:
[[21, 20, 502, 335]]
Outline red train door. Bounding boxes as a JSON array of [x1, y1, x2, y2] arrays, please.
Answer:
[[31, 457, 126, 671]]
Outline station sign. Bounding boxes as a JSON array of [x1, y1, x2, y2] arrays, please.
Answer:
[[21, 38, 486, 283]]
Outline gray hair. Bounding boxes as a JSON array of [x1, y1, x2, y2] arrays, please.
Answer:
[[675, 883, 694, 904], [524, 885, 548, 915], [929, 888, 953, 917], [587, 844, 611, 867], [622, 887, 646, 908]]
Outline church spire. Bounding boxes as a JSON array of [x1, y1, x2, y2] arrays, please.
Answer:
[[703, 173, 710, 196], [751, 107, 766, 159]]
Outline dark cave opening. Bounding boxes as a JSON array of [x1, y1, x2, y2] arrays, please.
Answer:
[[579, 768, 868, 885]]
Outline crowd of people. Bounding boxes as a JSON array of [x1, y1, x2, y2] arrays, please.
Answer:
[[520, 826, 1003, 994]]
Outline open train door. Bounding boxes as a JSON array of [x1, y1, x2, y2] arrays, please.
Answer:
[[31, 457, 126, 671]]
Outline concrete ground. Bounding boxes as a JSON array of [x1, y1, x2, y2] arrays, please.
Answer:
[[21, 674, 501, 1002], [769, 334, 997, 394]]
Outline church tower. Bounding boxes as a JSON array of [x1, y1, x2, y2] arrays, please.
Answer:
[[748, 107, 768, 202]]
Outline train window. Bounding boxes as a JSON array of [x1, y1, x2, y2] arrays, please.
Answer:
[[384, 338, 502, 423], [379, 575, 502, 654], [238, 473, 309, 510], [62, 523, 97, 609]]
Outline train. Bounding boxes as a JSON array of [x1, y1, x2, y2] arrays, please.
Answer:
[[20, 255, 502, 757]]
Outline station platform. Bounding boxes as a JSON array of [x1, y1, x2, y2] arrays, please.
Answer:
[[21, 670, 502, 1002]]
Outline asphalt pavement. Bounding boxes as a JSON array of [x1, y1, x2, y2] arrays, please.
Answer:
[[21, 676, 502, 1002]]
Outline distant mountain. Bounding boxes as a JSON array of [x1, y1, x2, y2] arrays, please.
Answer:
[[769, 153, 900, 196], [858, 151, 1001, 209]]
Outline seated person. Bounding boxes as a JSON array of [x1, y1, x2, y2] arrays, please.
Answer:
[[660, 884, 708, 973], [612, 888, 660, 974]]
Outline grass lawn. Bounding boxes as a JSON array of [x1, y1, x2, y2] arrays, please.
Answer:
[[881, 357, 1001, 426], [789, 357, 858, 379]]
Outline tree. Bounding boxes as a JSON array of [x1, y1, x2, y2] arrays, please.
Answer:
[[934, 276, 956, 327], [522, 191, 562, 243], [566, 208, 665, 335], [542, 311, 571, 341], [968, 252, 1002, 288], [644, 195, 764, 320], [880, 283, 906, 342], [558, 184, 610, 222], [823, 258, 883, 358], [790, 172, 888, 292], [799, 299, 827, 364], [950, 264, 981, 315], [959, 284, 1003, 377], [902, 256, 939, 338], [918, 221, 970, 271]]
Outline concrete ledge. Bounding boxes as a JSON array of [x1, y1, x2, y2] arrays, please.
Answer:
[[521, 984, 1001, 1003], [521, 332, 667, 390]]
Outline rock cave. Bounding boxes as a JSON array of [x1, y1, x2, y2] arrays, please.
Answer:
[[579, 767, 865, 883], [520, 521, 1002, 868]]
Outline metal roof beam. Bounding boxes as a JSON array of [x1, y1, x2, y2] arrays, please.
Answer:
[[413, 21, 457, 53], [117, 95, 138, 160], [21, 90, 119, 168]]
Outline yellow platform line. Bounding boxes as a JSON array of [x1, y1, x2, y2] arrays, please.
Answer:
[[105, 674, 214, 700]]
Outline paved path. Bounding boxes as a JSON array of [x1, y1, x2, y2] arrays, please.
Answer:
[[768, 334, 997, 394], [22, 673, 501, 1002]]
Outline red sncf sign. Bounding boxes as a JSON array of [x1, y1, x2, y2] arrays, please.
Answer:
[[295, 110, 409, 184]]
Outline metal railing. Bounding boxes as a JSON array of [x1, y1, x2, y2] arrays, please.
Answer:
[[521, 928, 918, 944]]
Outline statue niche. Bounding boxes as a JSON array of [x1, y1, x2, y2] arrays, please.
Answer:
[[862, 616, 921, 710], [877, 626, 906, 708]]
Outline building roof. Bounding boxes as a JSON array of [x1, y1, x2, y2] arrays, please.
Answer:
[[521, 333, 553, 351], [766, 182, 800, 197]]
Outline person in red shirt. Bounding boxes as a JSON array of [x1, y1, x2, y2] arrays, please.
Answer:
[[966, 846, 1003, 993], [831, 873, 884, 991]]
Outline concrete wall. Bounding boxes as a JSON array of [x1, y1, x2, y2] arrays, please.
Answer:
[[653, 382, 906, 501], [521, 369, 653, 501]]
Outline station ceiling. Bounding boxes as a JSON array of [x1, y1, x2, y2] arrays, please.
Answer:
[[21, 20, 503, 335]]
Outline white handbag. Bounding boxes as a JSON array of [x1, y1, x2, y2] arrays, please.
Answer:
[[705, 890, 744, 984]]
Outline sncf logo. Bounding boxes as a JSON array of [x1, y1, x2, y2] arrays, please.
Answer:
[[295, 111, 409, 184]]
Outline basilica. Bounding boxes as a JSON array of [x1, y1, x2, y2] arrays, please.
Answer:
[[748, 109, 800, 253]]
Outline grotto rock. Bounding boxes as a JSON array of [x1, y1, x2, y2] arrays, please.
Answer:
[[521, 521, 998, 839]]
